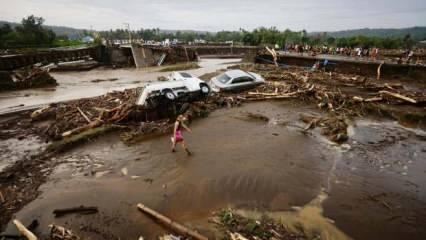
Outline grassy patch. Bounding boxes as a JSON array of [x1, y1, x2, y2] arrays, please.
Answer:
[[159, 62, 200, 72]]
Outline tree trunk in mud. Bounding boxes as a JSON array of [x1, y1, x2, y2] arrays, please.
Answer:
[[13, 219, 38, 240], [137, 203, 208, 240]]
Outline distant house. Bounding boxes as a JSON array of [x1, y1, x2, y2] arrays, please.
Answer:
[[81, 36, 94, 43]]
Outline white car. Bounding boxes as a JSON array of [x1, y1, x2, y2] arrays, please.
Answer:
[[208, 70, 264, 92], [136, 72, 210, 108]]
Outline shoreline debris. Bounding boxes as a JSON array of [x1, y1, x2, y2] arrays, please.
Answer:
[[53, 205, 99, 217], [49, 224, 80, 240], [214, 208, 306, 240], [137, 203, 208, 240], [12, 219, 38, 240], [0, 67, 57, 92]]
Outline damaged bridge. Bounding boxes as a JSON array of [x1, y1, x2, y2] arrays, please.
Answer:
[[256, 52, 426, 80], [0, 46, 105, 71]]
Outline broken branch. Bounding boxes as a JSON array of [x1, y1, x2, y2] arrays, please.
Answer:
[[137, 203, 208, 240], [13, 219, 38, 240], [53, 205, 98, 217], [379, 90, 417, 104], [77, 107, 91, 123]]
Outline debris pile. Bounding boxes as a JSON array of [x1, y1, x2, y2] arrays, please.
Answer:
[[0, 67, 57, 91], [226, 63, 425, 142], [33, 89, 140, 140], [50, 224, 80, 240], [214, 209, 306, 240]]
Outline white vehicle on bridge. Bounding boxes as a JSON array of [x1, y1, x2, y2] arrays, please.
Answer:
[[136, 72, 210, 108], [208, 70, 264, 92]]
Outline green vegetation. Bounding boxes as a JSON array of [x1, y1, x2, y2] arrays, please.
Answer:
[[100, 26, 426, 49], [0, 15, 86, 49], [2, 15, 425, 49], [0, 15, 55, 48]]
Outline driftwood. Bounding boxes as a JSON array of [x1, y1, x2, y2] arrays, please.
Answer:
[[62, 119, 103, 137], [1, 220, 38, 239], [77, 107, 91, 123], [0, 190, 5, 203], [247, 92, 281, 96], [49, 224, 80, 240], [352, 96, 383, 102], [31, 106, 51, 120], [13, 219, 38, 240], [137, 203, 208, 240], [265, 47, 278, 67], [377, 61, 384, 80], [244, 91, 299, 101], [379, 90, 417, 104], [53, 205, 98, 217], [365, 97, 383, 102], [245, 95, 296, 101], [229, 232, 249, 240]]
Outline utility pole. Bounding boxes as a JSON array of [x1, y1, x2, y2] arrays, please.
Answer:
[[123, 23, 132, 43]]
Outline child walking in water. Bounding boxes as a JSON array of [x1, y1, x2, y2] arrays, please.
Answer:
[[171, 115, 192, 155]]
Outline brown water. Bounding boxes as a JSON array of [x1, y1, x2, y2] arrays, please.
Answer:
[[0, 58, 239, 114], [3, 101, 426, 239]]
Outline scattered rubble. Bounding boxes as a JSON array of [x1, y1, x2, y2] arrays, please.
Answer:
[[0, 67, 57, 92], [0, 60, 425, 237], [226, 63, 425, 141], [213, 208, 306, 240], [49, 224, 80, 240]]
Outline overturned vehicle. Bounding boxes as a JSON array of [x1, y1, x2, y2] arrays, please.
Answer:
[[136, 72, 211, 109]]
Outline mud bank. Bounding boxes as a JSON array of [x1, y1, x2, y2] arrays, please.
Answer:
[[2, 101, 426, 240], [1, 59, 426, 239]]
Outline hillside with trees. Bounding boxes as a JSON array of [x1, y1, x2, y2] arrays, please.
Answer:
[[317, 27, 426, 41], [1, 15, 425, 49]]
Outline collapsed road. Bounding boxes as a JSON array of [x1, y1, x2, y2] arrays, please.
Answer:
[[0, 57, 426, 240]]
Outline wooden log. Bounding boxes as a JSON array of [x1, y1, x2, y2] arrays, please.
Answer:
[[229, 232, 249, 240], [13, 219, 38, 240], [364, 97, 383, 102], [137, 203, 208, 240], [62, 119, 103, 138], [49, 224, 80, 240], [379, 91, 417, 104], [247, 92, 280, 96], [377, 62, 384, 80], [77, 107, 91, 123], [265, 47, 278, 67], [244, 95, 297, 101], [31, 106, 51, 120], [353, 96, 364, 102], [53, 205, 98, 217], [0, 190, 5, 203]]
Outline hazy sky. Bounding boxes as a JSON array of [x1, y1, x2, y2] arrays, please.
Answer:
[[1, 0, 425, 32]]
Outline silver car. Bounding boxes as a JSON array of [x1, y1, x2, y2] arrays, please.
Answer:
[[208, 70, 264, 92]]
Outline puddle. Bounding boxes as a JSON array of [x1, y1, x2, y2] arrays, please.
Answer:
[[0, 135, 46, 172], [2, 102, 426, 240], [236, 189, 351, 240]]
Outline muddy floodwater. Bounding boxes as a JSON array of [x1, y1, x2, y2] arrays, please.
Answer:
[[2, 101, 426, 240], [0, 58, 239, 114]]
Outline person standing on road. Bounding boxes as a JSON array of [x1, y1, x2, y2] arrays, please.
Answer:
[[171, 115, 192, 155]]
